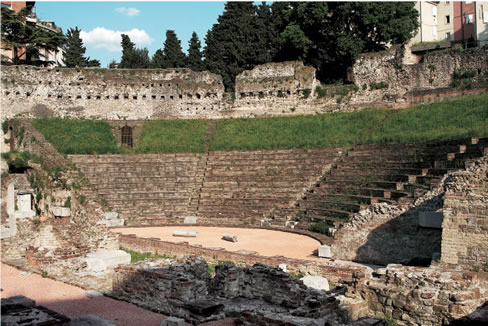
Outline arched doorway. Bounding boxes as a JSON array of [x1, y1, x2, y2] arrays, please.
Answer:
[[121, 126, 133, 148]]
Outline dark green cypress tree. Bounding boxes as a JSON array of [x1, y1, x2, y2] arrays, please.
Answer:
[[64, 27, 87, 67], [204, 2, 269, 91], [119, 34, 136, 68], [151, 49, 164, 68], [161, 30, 186, 68], [187, 32, 203, 71]]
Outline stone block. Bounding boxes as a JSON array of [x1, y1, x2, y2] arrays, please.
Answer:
[[7, 183, 14, 215], [0, 226, 12, 239], [184, 216, 197, 224], [222, 233, 238, 242], [86, 290, 104, 298], [278, 264, 287, 272], [173, 230, 198, 237], [85, 250, 130, 273], [13, 210, 36, 219], [318, 245, 331, 258], [285, 221, 298, 229], [418, 211, 443, 228], [17, 193, 32, 211], [2, 295, 35, 308], [51, 206, 71, 217], [71, 315, 116, 326], [160, 316, 185, 326], [103, 212, 119, 220], [300, 276, 329, 291]]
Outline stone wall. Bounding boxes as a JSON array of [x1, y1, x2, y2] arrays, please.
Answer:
[[117, 233, 368, 284], [1, 66, 226, 120], [2, 48, 486, 121], [441, 155, 488, 269], [350, 264, 488, 326], [112, 258, 355, 324], [349, 47, 488, 105]]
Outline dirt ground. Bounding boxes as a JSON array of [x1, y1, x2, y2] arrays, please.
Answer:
[[112, 226, 323, 261], [1, 263, 236, 326]]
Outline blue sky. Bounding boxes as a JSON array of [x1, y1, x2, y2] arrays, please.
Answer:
[[35, 1, 226, 67]]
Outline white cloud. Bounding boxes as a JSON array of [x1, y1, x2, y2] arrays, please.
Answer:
[[116, 7, 140, 17], [80, 27, 152, 52]]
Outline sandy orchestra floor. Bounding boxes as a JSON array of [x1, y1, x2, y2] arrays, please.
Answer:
[[112, 226, 323, 261]]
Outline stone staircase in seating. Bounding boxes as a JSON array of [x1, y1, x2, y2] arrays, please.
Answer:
[[69, 153, 205, 225], [197, 148, 343, 225], [278, 137, 488, 230]]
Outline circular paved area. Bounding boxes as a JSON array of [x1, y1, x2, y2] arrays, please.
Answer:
[[112, 226, 322, 261]]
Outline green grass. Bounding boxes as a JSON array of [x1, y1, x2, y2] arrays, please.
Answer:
[[136, 120, 209, 153], [121, 248, 176, 263], [32, 118, 119, 154], [211, 93, 488, 151]]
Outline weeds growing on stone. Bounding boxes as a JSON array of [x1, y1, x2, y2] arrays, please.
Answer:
[[122, 248, 176, 263]]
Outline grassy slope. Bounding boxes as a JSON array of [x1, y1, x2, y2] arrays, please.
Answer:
[[136, 120, 209, 153], [32, 93, 488, 154], [32, 118, 120, 154], [211, 93, 488, 150]]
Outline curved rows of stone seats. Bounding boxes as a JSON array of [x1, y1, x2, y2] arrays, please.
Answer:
[[197, 148, 343, 225], [70, 154, 205, 225], [283, 137, 488, 230]]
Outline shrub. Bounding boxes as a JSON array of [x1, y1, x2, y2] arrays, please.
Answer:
[[369, 82, 389, 90], [315, 86, 327, 98], [277, 90, 285, 97], [310, 220, 329, 235], [303, 88, 311, 99], [2, 119, 9, 134]]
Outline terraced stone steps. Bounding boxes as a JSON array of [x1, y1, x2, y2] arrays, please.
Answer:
[[274, 137, 488, 229]]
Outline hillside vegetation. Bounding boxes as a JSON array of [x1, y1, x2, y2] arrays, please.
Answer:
[[31, 93, 488, 154]]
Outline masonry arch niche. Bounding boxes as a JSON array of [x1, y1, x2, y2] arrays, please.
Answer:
[[121, 125, 133, 148]]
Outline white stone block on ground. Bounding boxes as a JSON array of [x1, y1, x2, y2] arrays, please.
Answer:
[[13, 210, 36, 219], [184, 216, 197, 224], [0, 226, 12, 239], [17, 193, 32, 211], [71, 314, 116, 326], [173, 230, 198, 237], [318, 245, 331, 258], [279, 264, 287, 272], [86, 290, 104, 298], [103, 212, 119, 220], [160, 316, 185, 326], [285, 221, 298, 229], [85, 250, 130, 273], [418, 211, 443, 228], [222, 233, 238, 242], [300, 276, 329, 291], [51, 206, 71, 217]]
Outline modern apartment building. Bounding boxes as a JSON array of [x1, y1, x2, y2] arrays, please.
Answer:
[[1, 1, 64, 66], [413, 1, 488, 47]]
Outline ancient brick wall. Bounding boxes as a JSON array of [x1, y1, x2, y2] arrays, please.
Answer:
[[351, 264, 488, 326], [441, 155, 488, 269], [1, 66, 226, 120], [2, 49, 486, 121], [117, 233, 367, 284], [349, 47, 488, 105]]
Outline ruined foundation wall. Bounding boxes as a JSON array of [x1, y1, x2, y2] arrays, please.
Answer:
[[349, 47, 488, 105], [331, 179, 445, 266], [441, 155, 488, 269], [352, 264, 488, 326], [2, 49, 486, 121]]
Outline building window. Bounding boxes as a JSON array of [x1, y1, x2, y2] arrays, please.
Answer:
[[465, 1, 473, 4], [432, 6, 437, 17], [465, 14, 474, 24], [445, 15, 450, 24], [445, 32, 451, 41], [433, 26, 437, 37], [1, 3, 12, 9], [121, 126, 133, 148]]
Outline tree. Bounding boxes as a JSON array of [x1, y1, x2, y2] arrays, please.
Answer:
[[119, 34, 135, 68], [1, 6, 65, 65], [64, 26, 100, 67], [204, 2, 271, 91], [119, 34, 150, 68], [161, 30, 186, 68], [187, 32, 203, 71], [151, 49, 164, 68], [273, 2, 419, 81]]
